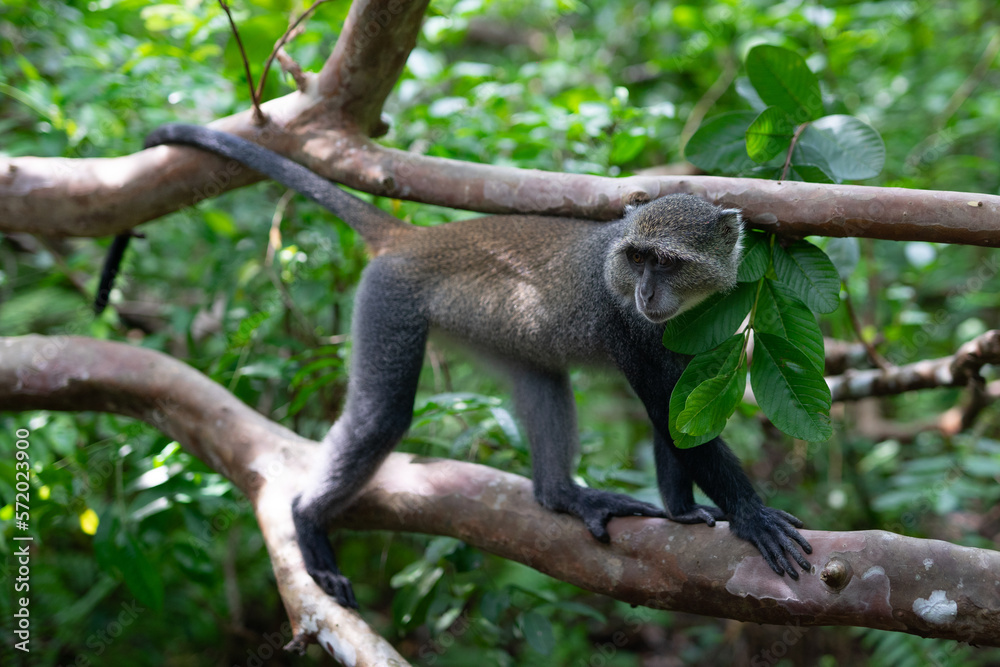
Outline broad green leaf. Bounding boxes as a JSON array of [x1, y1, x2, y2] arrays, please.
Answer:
[[823, 237, 861, 281], [753, 279, 825, 371], [521, 611, 556, 655], [787, 164, 835, 183], [746, 45, 823, 123], [745, 106, 795, 163], [669, 335, 745, 448], [662, 281, 756, 354], [772, 240, 841, 314], [751, 333, 832, 441], [117, 533, 165, 611], [391, 564, 444, 626], [95, 513, 165, 610], [796, 115, 885, 181], [676, 361, 746, 436], [789, 139, 836, 181], [685, 111, 757, 174], [737, 231, 770, 282], [611, 131, 647, 164]]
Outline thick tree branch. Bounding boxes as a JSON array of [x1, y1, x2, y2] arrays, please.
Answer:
[[2, 335, 999, 649], [310, 0, 431, 135], [3, 123, 1000, 246]]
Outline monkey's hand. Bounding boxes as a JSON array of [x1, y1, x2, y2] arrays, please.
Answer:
[[729, 504, 812, 579], [292, 498, 358, 609], [544, 486, 668, 543]]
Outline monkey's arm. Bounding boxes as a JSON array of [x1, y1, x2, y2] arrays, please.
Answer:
[[669, 438, 812, 578], [509, 365, 667, 542], [620, 348, 812, 578]]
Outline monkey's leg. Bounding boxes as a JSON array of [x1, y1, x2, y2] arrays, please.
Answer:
[[510, 366, 667, 543], [620, 353, 812, 578], [667, 436, 812, 578], [292, 269, 428, 607], [652, 430, 726, 525]]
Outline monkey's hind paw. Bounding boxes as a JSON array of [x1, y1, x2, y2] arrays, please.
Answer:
[[310, 569, 359, 609], [555, 486, 668, 543], [667, 503, 725, 526], [730, 505, 813, 579]]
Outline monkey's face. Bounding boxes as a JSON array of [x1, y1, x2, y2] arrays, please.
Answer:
[[618, 249, 720, 323], [604, 195, 744, 324]]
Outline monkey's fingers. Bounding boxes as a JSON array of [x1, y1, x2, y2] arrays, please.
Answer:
[[774, 508, 805, 529], [782, 526, 813, 571], [756, 531, 800, 579], [562, 488, 668, 543], [667, 504, 725, 526]]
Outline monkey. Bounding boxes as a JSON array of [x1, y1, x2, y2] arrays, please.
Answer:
[[106, 123, 812, 608]]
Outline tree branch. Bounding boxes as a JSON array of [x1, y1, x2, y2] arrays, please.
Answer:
[[3, 121, 1000, 246], [3, 335, 999, 650], [828, 329, 1000, 401]]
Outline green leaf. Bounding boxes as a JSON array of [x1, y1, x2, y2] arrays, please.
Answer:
[[675, 357, 746, 436], [684, 111, 758, 174], [746, 45, 823, 123], [796, 115, 885, 181], [771, 241, 841, 314], [737, 231, 770, 282], [662, 281, 756, 354], [117, 533, 165, 611], [94, 512, 164, 610], [787, 164, 835, 183], [745, 106, 795, 163], [753, 279, 825, 371], [669, 335, 746, 448], [521, 611, 556, 655], [751, 333, 832, 441], [610, 131, 647, 164], [823, 237, 861, 281]]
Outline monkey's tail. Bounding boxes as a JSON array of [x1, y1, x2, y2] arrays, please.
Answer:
[[143, 124, 409, 248], [93, 232, 132, 314]]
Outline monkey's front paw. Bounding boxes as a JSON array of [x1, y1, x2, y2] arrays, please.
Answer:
[[549, 487, 667, 543], [666, 503, 725, 526], [730, 505, 812, 579]]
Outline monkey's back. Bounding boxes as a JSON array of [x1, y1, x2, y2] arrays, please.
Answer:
[[373, 215, 644, 370]]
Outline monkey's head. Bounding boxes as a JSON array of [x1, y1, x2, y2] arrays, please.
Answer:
[[604, 194, 743, 324]]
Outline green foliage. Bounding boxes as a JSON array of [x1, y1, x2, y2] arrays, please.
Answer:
[[687, 44, 884, 184], [666, 236, 836, 447]]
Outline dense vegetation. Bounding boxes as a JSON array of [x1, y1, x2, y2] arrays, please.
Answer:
[[2, 0, 999, 664]]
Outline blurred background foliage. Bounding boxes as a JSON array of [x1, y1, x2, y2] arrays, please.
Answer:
[[1, 0, 999, 665]]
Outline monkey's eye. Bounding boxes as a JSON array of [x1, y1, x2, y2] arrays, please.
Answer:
[[630, 251, 644, 264], [656, 255, 676, 268]]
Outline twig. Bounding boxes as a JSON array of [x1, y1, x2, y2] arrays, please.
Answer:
[[680, 55, 737, 153], [843, 291, 892, 371], [934, 30, 1000, 130], [779, 122, 810, 182], [218, 0, 265, 125], [257, 0, 332, 98]]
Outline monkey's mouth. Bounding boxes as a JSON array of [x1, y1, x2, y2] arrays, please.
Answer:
[[640, 307, 678, 324]]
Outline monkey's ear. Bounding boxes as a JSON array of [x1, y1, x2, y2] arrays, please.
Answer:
[[719, 208, 743, 237], [623, 191, 652, 213]]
